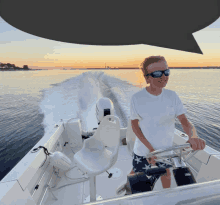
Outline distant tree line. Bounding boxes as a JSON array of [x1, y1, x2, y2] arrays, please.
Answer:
[[0, 62, 30, 71]]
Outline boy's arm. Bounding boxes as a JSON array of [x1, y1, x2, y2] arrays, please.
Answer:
[[131, 119, 155, 152], [177, 114, 206, 150]]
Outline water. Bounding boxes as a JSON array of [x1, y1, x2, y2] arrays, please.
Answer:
[[0, 69, 220, 181]]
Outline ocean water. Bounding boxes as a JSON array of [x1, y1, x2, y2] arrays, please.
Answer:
[[0, 69, 220, 181]]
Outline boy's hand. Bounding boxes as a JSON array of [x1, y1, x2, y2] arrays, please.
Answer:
[[186, 138, 206, 151], [147, 148, 157, 166]]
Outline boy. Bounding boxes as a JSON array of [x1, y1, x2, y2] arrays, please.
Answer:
[[117, 56, 206, 195]]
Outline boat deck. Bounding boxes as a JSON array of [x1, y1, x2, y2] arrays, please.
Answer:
[[42, 143, 178, 205]]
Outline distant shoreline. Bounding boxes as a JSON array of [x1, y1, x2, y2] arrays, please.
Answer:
[[1, 67, 220, 71], [33, 67, 220, 70]]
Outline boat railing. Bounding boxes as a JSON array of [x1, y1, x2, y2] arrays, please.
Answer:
[[83, 179, 220, 205]]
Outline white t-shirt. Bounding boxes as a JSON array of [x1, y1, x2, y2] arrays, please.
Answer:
[[130, 87, 187, 157]]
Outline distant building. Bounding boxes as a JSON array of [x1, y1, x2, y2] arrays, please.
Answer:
[[23, 65, 29, 70]]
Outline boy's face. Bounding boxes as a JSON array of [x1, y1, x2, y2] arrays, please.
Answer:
[[144, 60, 169, 88]]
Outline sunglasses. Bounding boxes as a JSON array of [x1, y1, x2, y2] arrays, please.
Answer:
[[145, 69, 170, 78]]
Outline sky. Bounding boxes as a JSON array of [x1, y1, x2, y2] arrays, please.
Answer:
[[0, 16, 220, 69]]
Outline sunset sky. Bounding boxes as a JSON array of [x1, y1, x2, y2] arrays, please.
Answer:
[[0, 16, 220, 69]]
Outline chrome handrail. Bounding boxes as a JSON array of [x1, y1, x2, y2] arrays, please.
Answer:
[[147, 143, 191, 158]]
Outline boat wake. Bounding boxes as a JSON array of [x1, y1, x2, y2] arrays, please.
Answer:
[[39, 71, 141, 138]]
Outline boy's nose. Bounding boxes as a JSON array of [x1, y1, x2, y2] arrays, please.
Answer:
[[161, 73, 167, 79]]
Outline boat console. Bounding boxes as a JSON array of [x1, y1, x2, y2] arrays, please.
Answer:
[[128, 143, 198, 194]]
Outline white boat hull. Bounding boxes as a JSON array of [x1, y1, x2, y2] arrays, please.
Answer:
[[1, 118, 220, 205]]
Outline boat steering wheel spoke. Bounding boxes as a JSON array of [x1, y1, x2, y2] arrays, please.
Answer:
[[147, 143, 199, 167]]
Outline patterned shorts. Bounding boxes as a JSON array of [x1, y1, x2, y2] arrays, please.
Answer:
[[132, 152, 171, 174], [131, 152, 173, 188]]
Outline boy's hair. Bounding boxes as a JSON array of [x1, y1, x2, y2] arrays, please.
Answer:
[[140, 56, 166, 76]]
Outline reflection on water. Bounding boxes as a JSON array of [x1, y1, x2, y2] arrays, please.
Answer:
[[0, 70, 86, 97]]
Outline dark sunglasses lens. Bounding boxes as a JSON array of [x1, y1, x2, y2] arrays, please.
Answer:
[[164, 69, 170, 76], [152, 71, 163, 78], [151, 70, 170, 78]]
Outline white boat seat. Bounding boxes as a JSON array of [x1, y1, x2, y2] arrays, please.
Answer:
[[75, 137, 113, 175], [73, 115, 120, 202], [126, 119, 137, 157]]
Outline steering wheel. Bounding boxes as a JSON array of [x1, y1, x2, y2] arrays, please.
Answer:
[[146, 143, 199, 170]]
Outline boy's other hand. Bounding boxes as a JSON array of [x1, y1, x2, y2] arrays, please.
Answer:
[[147, 156, 157, 166], [147, 148, 157, 166]]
